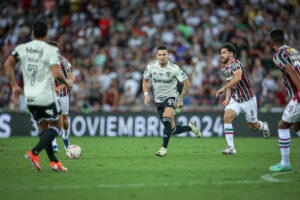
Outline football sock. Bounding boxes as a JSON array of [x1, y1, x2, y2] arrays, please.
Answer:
[[278, 129, 291, 167], [45, 142, 58, 162], [224, 123, 234, 148], [32, 126, 60, 155], [52, 137, 57, 147], [172, 125, 191, 135], [258, 121, 264, 131], [62, 129, 70, 139], [162, 117, 173, 148]]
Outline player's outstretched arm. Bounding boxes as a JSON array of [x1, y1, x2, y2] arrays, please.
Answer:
[[284, 64, 300, 92], [216, 69, 242, 97], [177, 79, 191, 108], [51, 65, 73, 89], [4, 55, 23, 104], [142, 78, 150, 106]]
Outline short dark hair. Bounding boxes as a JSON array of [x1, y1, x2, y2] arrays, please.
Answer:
[[157, 46, 168, 52], [270, 29, 285, 45], [221, 43, 236, 56], [47, 40, 59, 47], [33, 21, 48, 38]]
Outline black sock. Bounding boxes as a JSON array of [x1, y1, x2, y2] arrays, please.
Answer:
[[162, 117, 173, 148], [32, 127, 59, 155], [172, 125, 191, 135], [45, 143, 58, 162]]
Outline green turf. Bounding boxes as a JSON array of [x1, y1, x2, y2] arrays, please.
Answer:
[[0, 137, 300, 200]]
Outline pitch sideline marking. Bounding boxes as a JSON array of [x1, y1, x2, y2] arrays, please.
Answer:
[[260, 170, 295, 183]]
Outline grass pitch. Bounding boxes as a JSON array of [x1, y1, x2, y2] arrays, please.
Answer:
[[0, 136, 300, 200]]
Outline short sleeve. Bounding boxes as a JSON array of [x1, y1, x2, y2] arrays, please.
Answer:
[[274, 51, 290, 69], [231, 60, 242, 72], [175, 66, 188, 83], [61, 57, 72, 73], [143, 64, 151, 80], [49, 47, 61, 66], [11, 45, 21, 62]]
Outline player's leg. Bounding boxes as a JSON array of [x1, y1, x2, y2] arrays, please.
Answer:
[[292, 122, 300, 137], [52, 115, 63, 152], [221, 98, 240, 154], [62, 114, 70, 150], [244, 97, 270, 138], [222, 109, 237, 154], [269, 100, 300, 172]]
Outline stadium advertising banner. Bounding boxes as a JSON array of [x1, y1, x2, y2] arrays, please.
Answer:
[[0, 112, 283, 138]]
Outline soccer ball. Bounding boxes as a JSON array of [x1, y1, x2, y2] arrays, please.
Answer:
[[66, 145, 82, 159]]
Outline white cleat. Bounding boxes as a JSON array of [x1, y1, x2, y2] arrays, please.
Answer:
[[188, 121, 202, 137], [263, 122, 270, 139], [155, 147, 167, 157], [222, 146, 236, 154]]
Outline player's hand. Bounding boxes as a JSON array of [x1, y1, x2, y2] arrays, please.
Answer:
[[12, 86, 23, 104], [55, 87, 61, 95], [176, 100, 183, 113], [144, 95, 150, 106], [66, 79, 73, 89], [223, 99, 229, 106], [216, 87, 225, 97]]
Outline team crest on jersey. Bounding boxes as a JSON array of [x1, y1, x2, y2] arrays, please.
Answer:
[[166, 71, 171, 77]]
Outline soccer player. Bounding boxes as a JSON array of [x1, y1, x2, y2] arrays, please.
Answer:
[[4, 21, 73, 172], [143, 46, 201, 157], [216, 43, 270, 154], [268, 29, 300, 172], [48, 41, 75, 152]]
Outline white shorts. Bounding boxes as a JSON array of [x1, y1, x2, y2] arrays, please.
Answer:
[[225, 97, 258, 123], [282, 99, 300, 123], [58, 96, 69, 115]]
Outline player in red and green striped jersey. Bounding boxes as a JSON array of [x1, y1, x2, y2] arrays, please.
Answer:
[[48, 41, 75, 152], [216, 43, 270, 154], [269, 29, 300, 172]]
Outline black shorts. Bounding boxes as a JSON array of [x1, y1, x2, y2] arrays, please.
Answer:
[[156, 97, 177, 122], [27, 100, 62, 124]]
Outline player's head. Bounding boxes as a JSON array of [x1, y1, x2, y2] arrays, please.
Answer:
[[32, 21, 48, 39], [156, 46, 168, 66], [220, 43, 236, 64], [270, 29, 285, 48]]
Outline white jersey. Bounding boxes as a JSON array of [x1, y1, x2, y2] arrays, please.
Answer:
[[143, 60, 188, 103], [12, 40, 61, 106]]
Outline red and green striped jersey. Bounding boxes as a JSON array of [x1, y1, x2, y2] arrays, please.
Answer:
[[273, 45, 300, 102], [54, 56, 73, 97], [221, 59, 254, 103]]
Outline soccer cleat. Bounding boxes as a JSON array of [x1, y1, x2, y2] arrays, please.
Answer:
[[269, 163, 292, 172], [25, 150, 41, 172], [155, 147, 167, 157], [63, 139, 69, 150], [53, 145, 59, 153], [188, 121, 202, 137], [50, 161, 68, 172], [221, 146, 236, 154], [263, 122, 270, 139]]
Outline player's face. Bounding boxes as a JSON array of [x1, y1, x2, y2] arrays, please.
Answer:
[[157, 50, 168, 66], [220, 48, 231, 64]]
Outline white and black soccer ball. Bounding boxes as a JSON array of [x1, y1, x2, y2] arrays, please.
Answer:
[[66, 145, 82, 159]]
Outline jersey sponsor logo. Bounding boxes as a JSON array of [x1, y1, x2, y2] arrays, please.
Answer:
[[26, 97, 36, 103], [26, 47, 44, 57], [45, 109, 54, 116], [152, 78, 172, 84]]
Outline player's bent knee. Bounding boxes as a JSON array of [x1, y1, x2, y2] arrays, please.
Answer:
[[248, 122, 258, 130]]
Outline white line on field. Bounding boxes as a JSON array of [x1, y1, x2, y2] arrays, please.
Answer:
[[260, 170, 295, 183]]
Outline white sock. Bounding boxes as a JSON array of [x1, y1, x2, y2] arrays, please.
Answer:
[[62, 129, 70, 140], [296, 130, 300, 137], [52, 137, 57, 147], [258, 121, 264, 131], [278, 129, 291, 167], [224, 123, 234, 148]]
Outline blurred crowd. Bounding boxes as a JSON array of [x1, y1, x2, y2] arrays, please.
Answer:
[[1, 0, 300, 113]]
